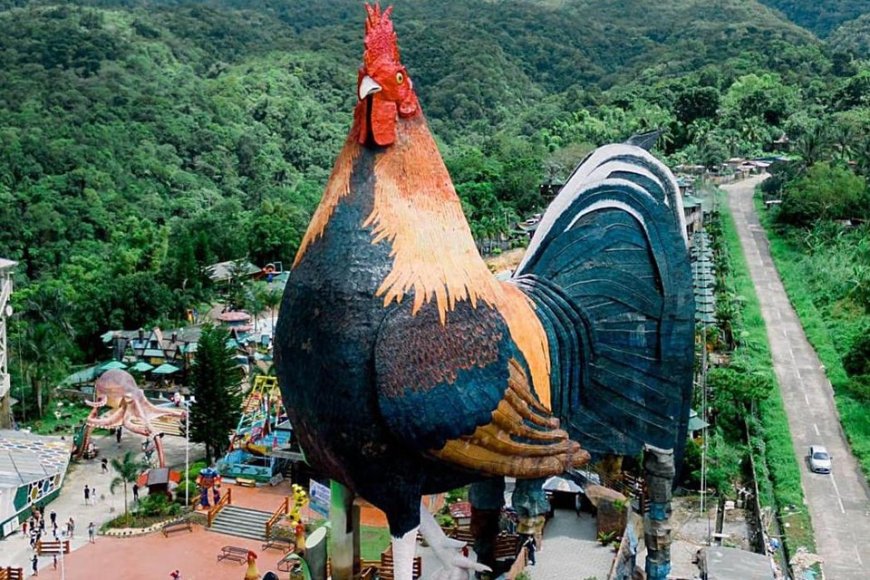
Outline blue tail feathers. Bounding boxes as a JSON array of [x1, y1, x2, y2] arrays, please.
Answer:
[[513, 144, 695, 465]]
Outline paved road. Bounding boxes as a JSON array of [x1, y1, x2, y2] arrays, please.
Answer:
[[724, 176, 870, 579]]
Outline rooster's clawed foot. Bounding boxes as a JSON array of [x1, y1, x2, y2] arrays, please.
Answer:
[[419, 503, 491, 580]]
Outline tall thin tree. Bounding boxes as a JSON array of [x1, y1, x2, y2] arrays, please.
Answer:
[[189, 324, 243, 464]]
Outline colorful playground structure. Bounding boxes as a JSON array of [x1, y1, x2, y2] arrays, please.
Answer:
[[217, 375, 295, 483]]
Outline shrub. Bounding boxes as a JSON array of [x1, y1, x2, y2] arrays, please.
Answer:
[[777, 163, 870, 227], [844, 332, 870, 376], [136, 493, 181, 518]]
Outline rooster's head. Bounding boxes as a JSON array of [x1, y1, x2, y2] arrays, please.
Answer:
[[354, 3, 419, 147]]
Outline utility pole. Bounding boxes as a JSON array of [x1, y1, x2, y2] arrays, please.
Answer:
[[0, 258, 17, 429], [185, 395, 196, 507]]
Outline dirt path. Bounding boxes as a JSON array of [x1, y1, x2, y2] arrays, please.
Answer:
[[724, 176, 870, 579]]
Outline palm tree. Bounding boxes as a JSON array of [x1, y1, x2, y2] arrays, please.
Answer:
[[18, 321, 70, 418], [256, 283, 283, 333], [795, 126, 827, 168], [853, 137, 870, 177], [830, 126, 854, 165], [110, 451, 148, 520]]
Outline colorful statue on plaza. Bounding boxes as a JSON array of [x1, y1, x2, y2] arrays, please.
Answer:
[[274, 4, 694, 579], [77, 369, 186, 468]]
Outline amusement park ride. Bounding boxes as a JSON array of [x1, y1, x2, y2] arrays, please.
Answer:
[[218, 375, 296, 483]]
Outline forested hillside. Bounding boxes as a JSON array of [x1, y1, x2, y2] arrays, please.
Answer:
[[828, 14, 870, 59], [757, 0, 870, 37], [1, 0, 869, 413]]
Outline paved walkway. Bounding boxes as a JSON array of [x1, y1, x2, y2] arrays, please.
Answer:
[[0, 430, 204, 575], [724, 176, 870, 579], [530, 509, 613, 580]]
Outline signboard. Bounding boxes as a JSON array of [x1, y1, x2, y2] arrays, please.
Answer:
[[309, 480, 331, 518]]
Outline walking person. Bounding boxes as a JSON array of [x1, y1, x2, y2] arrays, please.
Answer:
[[522, 534, 537, 566], [84, 484, 90, 505], [31, 553, 38, 577], [88, 522, 96, 543], [52, 554, 57, 571], [101, 457, 108, 474], [49, 510, 56, 527], [115, 427, 122, 445], [132, 483, 139, 503], [67, 517, 75, 539]]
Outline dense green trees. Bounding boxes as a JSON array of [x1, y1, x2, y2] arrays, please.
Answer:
[[758, 0, 870, 37], [1, 0, 869, 419], [777, 164, 870, 226]]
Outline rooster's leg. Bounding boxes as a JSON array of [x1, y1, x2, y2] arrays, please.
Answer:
[[391, 527, 419, 580], [418, 504, 491, 579]]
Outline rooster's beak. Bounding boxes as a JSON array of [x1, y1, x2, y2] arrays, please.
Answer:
[[359, 75, 382, 100]]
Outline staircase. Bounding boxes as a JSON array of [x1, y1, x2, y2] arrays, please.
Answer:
[[243, 392, 263, 414], [208, 505, 272, 541], [129, 416, 184, 436]]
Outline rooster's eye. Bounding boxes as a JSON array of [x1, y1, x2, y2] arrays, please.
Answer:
[[396, 72, 404, 84]]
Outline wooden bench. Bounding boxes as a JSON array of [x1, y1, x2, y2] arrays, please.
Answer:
[[217, 546, 249, 564], [261, 537, 294, 552], [494, 532, 520, 560], [162, 519, 193, 537], [36, 540, 70, 555]]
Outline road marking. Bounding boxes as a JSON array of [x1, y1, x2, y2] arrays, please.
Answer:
[[830, 475, 846, 514], [857, 545, 865, 566], [813, 424, 820, 436], [804, 393, 810, 405]]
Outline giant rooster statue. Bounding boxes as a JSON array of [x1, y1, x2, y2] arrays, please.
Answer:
[[275, 5, 694, 579]]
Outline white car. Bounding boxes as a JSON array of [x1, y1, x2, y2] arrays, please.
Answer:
[[809, 445, 832, 474]]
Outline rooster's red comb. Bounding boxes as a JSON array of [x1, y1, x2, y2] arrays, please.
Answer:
[[364, 3, 400, 68]]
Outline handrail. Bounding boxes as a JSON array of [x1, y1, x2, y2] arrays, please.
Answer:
[[207, 487, 232, 527], [265, 496, 290, 539], [0, 567, 25, 580]]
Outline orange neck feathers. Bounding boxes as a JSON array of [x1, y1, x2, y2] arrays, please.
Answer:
[[364, 116, 503, 323]]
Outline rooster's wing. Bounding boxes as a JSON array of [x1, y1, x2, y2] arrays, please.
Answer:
[[374, 300, 585, 478]]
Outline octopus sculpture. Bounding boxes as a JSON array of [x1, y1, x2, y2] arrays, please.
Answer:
[[80, 369, 187, 468]]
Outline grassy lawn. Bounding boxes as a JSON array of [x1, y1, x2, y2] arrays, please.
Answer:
[[755, 195, 870, 480], [718, 190, 816, 555], [360, 525, 391, 561], [24, 401, 93, 435]]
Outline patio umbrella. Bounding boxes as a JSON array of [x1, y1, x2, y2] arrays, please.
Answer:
[[542, 475, 583, 494], [99, 360, 127, 371], [130, 361, 155, 373], [152, 363, 181, 375]]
